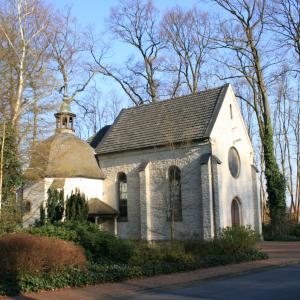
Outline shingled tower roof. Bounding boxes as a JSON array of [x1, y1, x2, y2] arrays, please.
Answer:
[[25, 102, 105, 181], [95, 84, 229, 155]]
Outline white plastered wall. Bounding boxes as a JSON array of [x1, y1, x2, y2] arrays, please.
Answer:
[[63, 178, 104, 200], [210, 85, 261, 232], [22, 177, 104, 226]]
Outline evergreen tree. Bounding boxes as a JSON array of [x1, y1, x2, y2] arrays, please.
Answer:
[[263, 121, 287, 233], [65, 189, 88, 222], [46, 189, 64, 223], [0, 121, 23, 203]]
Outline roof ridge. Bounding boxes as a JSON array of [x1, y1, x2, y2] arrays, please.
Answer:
[[123, 84, 228, 112]]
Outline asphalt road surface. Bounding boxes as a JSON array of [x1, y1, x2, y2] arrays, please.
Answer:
[[113, 264, 300, 300]]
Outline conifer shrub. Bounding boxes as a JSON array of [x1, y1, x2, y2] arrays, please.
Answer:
[[46, 189, 64, 223], [0, 234, 87, 275], [65, 190, 88, 222]]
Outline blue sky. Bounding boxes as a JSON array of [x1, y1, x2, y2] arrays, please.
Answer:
[[45, 0, 217, 136], [45, 1, 213, 101], [47, 0, 208, 30]]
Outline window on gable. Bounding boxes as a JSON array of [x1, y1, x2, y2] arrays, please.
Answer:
[[167, 166, 182, 222], [228, 147, 241, 178], [118, 172, 128, 221], [230, 104, 233, 119]]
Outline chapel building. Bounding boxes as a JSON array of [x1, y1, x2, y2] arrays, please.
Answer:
[[23, 84, 262, 240]]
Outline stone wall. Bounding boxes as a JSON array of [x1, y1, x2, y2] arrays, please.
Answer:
[[97, 142, 211, 240], [22, 181, 45, 227]]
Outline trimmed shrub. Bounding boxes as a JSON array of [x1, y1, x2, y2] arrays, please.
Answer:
[[0, 234, 87, 275]]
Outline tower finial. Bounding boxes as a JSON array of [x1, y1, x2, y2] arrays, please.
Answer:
[[54, 100, 76, 133]]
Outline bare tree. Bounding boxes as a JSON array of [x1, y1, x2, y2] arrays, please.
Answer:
[[0, 121, 6, 218], [90, 0, 164, 105], [0, 0, 51, 131], [268, 0, 300, 68], [75, 89, 122, 139], [161, 6, 214, 95], [273, 75, 296, 217], [213, 0, 286, 228], [47, 8, 94, 107]]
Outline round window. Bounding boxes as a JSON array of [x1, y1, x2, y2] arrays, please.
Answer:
[[228, 147, 240, 178]]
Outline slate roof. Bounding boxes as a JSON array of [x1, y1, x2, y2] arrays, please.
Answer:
[[88, 125, 111, 148], [95, 84, 229, 155]]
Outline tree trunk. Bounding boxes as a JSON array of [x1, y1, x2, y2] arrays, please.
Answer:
[[0, 122, 6, 219]]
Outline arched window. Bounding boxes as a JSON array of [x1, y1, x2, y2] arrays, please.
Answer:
[[62, 116, 68, 127], [118, 172, 128, 221], [168, 166, 182, 222], [231, 198, 241, 226], [24, 201, 31, 213]]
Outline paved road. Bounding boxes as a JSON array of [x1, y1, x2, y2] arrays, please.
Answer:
[[114, 264, 300, 300]]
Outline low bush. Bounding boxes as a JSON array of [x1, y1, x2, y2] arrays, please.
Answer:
[[263, 222, 300, 241], [0, 233, 87, 275], [184, 226, 261, 257], [25, 223, 78, 241], [130, 241, 195, 266], [25, 222, 134, 264], [74, 222, 133, 264], [216, 225, 260, 255]]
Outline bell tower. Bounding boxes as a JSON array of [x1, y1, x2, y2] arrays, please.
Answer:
[[54, 99, 76, 133]]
